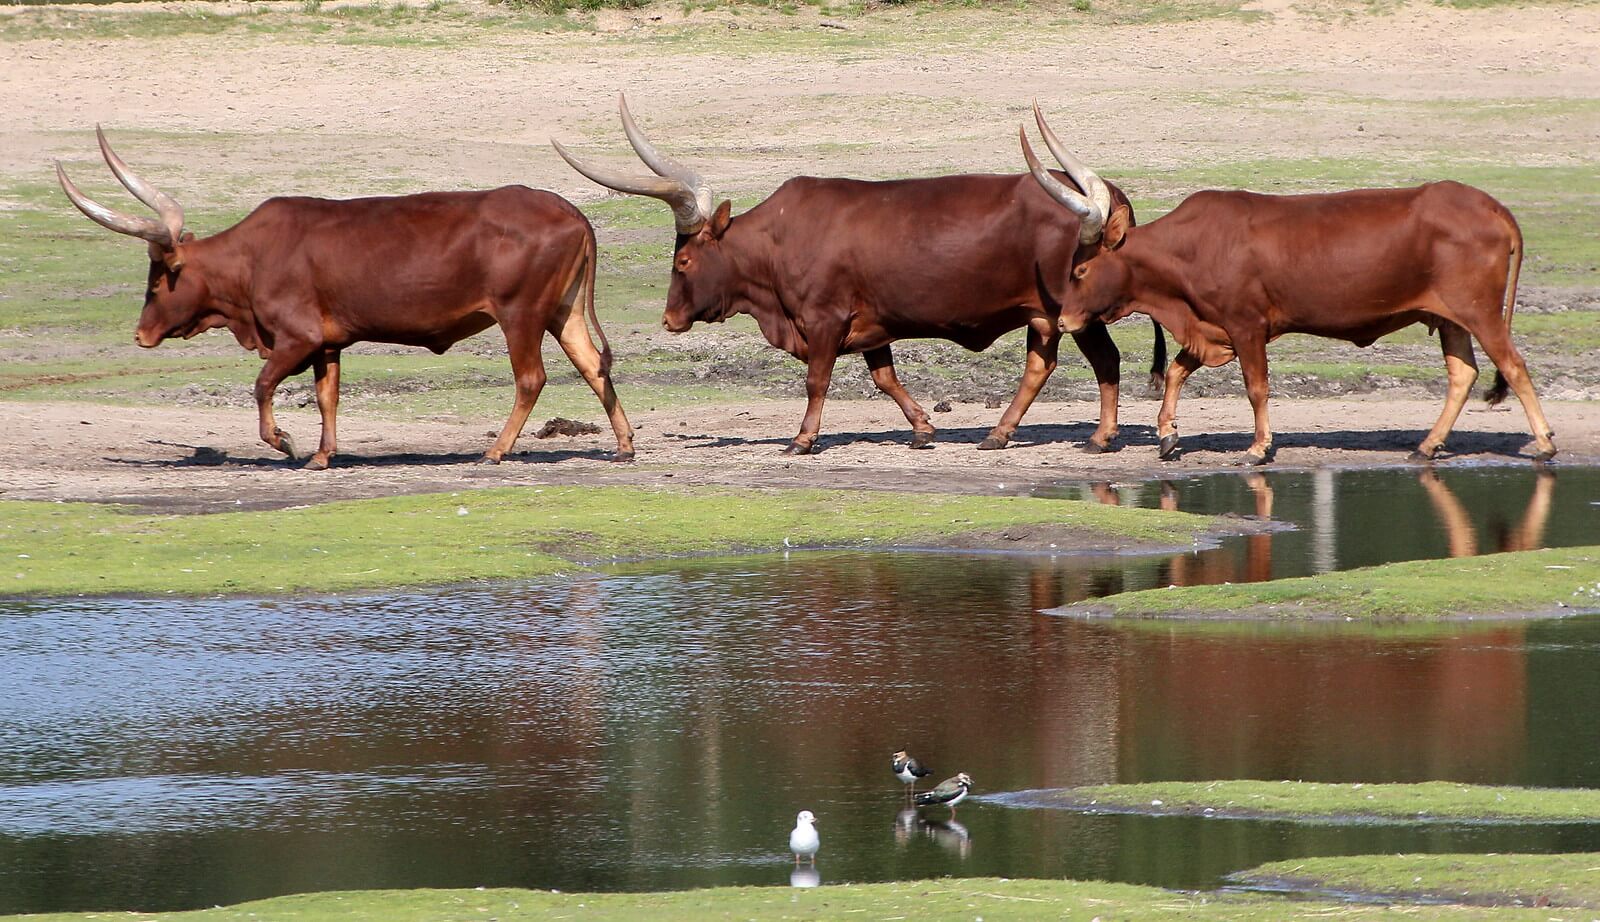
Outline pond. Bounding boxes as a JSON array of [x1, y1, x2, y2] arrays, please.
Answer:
[[0, 464, 1596, 914]]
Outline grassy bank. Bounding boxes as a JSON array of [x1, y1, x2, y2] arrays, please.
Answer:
[[0, 877, 1572, 922], [1006, 780, 1600, 823], [1233, 853, 1600, 908], [0, 485, 1212, 596], [1057, 544, 1600, 621]]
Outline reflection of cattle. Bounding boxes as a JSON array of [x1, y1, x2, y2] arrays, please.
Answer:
[[1419, 469, 1555, 557], [59, 129, 634, 469], [1019, 117, 1557, 465], [555, 97, 1165, 455]]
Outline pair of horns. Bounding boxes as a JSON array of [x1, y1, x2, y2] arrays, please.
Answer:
[[552, 95, 714, 236], [57, 127, 187, 248], [1020, 102, 1112, 246]]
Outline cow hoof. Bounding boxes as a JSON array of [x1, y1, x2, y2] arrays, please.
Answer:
[[478, 454, 502, 465], [909, 431, 936, 450], [1157, 435, 1180, 460], [303, 455, 330, 472], [977, 437, 1007, 451], [1082, 439, 1117, 455], [1408, 447, 1438, 462], [1533, 447, 1558, 464], [1241, 451, 1270, 467], [612, 449, 637, 463], [783, 441, 815, 456], [274, 430, 298, 460]]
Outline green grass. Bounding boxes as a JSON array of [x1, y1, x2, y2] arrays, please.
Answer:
[[0, 877, 1573, 922], [1017, 780, 1600, 823], [1060, 545, 1600, 621], [0, 485, 1214, 597], [1233, 852, 1600, 907]]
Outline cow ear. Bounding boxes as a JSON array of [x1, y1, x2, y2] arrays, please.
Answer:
[[1072, 263, 1091, 281], [709, 200, 733, 240], [162, 244, 186, 272], [1104, 205, 1132, 250]]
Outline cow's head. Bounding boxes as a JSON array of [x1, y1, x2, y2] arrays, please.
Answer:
[[58, 128, 217, 349], [1020, 105, 1135, 332], [554, 95, 741, 333]]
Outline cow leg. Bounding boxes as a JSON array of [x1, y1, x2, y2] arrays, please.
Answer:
[[1073, 321, 1122, 452], [1236, 336, 1273, 465], [1156, 349, 1202, 460], [865, 346, 935, 449], [979, 320, 1061, 450], [554, 304, 636, 462], [482, 326, 547, 464], [1468, 320, 1557, 462], [787, 346, 839, 455], [1412, 322, 1477, 461], [254, 344, 316, 461], [305, 348, 342, 471]]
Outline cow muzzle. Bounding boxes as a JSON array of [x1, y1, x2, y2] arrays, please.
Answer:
[[1056, 315, 1089, 335], [134, 329, 161, 348]]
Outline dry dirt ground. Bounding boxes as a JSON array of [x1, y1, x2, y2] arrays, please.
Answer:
[[1, 0, 1596, 510], [5, 396, 1592, 512]]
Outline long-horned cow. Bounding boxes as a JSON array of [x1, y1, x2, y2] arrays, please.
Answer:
[[58, 128, 634, 469], [553, 97, 1165, 455], [1019, 118, 1557, 465]]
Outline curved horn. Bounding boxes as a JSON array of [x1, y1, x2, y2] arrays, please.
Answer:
[[618, 93, 714, 222], [1032, 103, 1112, 228], [56, 161, 173, 245], [96, 126, 185, 244], [1020, 127, 1104, 245], [552, 138, 707, 235]]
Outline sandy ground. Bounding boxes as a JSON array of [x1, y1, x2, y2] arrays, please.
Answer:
[[1, 0, 1596, 509], [4, 395, 1589, 511], [2, 1, 1596, 198]]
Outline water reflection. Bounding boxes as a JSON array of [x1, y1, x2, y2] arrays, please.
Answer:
[[0, 466, 1595, 914], [789, 866, 821, 888], [1035, 464, 1589, 595]]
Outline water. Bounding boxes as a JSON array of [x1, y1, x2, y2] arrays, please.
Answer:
[[0, 464, 1597, 913]]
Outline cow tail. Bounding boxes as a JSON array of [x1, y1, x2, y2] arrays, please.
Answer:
[[1147, 319, 1168, 396], [1482, 210, 1522, 407], [582, 227, 612, 379]]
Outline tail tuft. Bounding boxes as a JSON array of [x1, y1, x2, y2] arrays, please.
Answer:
[[1483, 370, 1510, 407]]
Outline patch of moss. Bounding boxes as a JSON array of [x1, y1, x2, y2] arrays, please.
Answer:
[[0, 485, 1214, 597]]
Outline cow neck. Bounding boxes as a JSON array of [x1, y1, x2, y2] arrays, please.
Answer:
[[185, 231, 254, 324], [1116, 222, 1196, 315], [184, 231, 266, 354], [722, 216, 799, 356]]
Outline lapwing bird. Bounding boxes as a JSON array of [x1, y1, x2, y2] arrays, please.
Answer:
[[914, 772, 973, 818], [788, 810, 820, 866], [892, 749, 933, 796]]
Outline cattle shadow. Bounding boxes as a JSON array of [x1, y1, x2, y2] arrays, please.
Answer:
[[656, 422, 1541, 460], [107, 441, 620, 469]]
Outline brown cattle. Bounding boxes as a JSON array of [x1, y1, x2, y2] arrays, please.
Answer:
[[58, 128, 634, 469], [1019, 117, 1557, 464], [553, 97, 1165, 455]]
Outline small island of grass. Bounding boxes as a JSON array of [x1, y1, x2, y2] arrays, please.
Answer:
[[994, 780, 1600, 824], [1052, 545, 1600, 622], [1232, 852, 1600, 909]]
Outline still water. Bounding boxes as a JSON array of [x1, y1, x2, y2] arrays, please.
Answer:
[[0, 465, 1597, 913]]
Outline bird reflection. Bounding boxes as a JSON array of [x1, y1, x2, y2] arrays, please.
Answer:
[[790, 866, 821, 888], [892, 807, 972, 858], [921, 817, 972, 859], [894, 807, 918, 846]]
